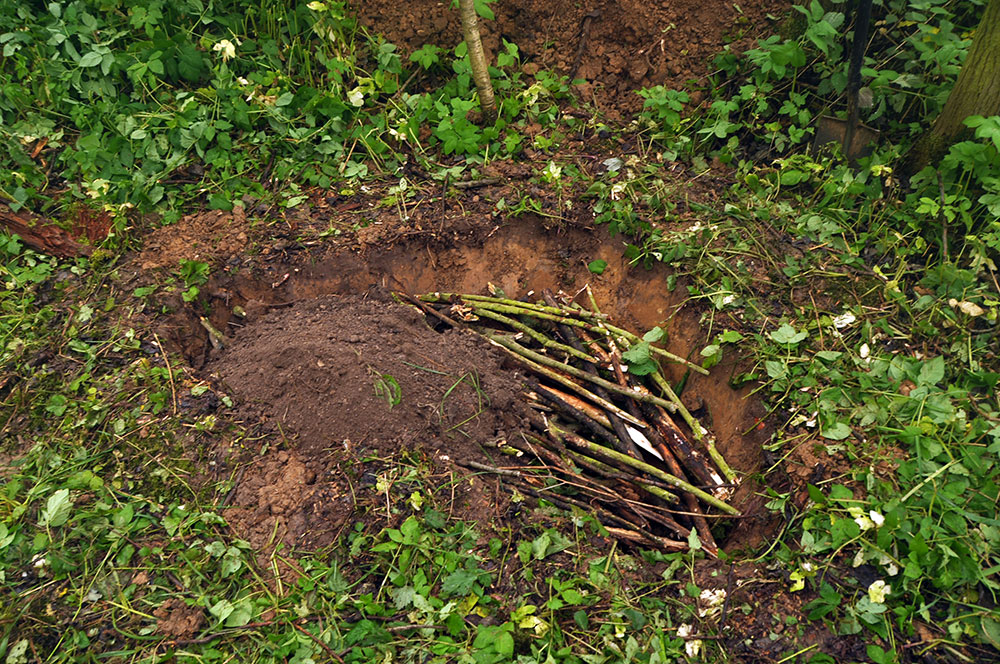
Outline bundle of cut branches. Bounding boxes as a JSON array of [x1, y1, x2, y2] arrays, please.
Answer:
[[402, 288, 741, 557]]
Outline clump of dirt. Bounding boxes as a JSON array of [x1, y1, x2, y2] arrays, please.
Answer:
[[353, 0, 789, 117], [209, 291, 530, 550], [153, 599, 205, 639], [139, 208, 251, 271]]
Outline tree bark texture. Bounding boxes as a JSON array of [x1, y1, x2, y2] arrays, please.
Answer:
[[905, 0, 1000, 175], [458, 0, 498, 123]]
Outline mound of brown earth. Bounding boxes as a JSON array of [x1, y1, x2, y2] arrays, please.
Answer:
[[209, 291, 531, 551], [352, 0, 790, 117]]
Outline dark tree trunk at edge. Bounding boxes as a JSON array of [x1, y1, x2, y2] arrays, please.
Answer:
[[904, 0, 1000, 177]]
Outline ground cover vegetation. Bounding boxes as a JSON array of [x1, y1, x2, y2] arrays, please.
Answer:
[[1, 0, 999, 662]]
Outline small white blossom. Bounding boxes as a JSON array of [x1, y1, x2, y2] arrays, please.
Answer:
[[832, 312, 856, 329], [84, 179, 110, 199], [677, 624, 702, 657], [602, 157, 623, 172], [307, 1, 327, 10], [698, 588, 727, 617], [868, 580, 890, 604], [869, 511, 885, 528], [212, 39, 239, 62], [347, 87, 365, 107]]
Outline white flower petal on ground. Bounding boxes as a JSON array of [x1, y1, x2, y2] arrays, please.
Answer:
[[832, 312, 856, 329], [868, 580, 890, 604], [213, 39, 237, 61]]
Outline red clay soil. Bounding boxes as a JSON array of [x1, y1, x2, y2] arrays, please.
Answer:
[[351, 0, 789, 117]]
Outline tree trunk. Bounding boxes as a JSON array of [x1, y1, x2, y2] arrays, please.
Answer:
[[904, 0, 1000, 177], [458, 0, 497, 124]]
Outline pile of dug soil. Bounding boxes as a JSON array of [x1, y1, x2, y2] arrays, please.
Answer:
[[210, 292, 530, 550], [353, 0, 788, 117]]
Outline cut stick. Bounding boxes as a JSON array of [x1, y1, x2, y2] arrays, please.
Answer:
[[472, 306, 598, 364], [528, 385, 626, 454], [513, 477, 687, 552], [535, 384, 613, 428], [421, 291, 708, 375], [648, 403, 726, 492], [601, 346, 719, 554], [421, 292, 607, 319], [632, 364, 739, 485], [548, 424, 740, 516], [559, 447, 679, 505], [542, 288, 642, 459], [486, 333, 679, 413], [485, 336, 647, 428]]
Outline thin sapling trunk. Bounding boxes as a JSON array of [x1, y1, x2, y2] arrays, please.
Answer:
[[458, 0, 498, 123]]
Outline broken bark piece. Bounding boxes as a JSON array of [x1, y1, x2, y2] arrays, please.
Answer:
[[1, 204, 93, 258]]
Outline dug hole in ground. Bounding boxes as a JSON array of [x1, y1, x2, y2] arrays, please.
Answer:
[[123, 204, 850, 659]]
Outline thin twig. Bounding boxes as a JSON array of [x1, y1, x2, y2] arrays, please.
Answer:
[[384, 624, 446, 633], [453, 178, 501, 189], [456, 460, 523, 477], [152, 332, 178, 416], [293, 622, 345, 664]]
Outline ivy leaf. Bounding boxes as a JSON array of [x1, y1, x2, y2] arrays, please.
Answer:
[[442, 570, 479, 596], [587, 259, 607, 275], [176, 42, 207, 82], [980, 616, 1000, 649], [821, 421, 851, 441], [473, 0, 495, 21], [39, 489, 73, 527], [917, 356, 945, 386], [225, 600, 253, 627], [79, 51, 102, 67], [495, 631, 514, 657], [719, 330, 744, 343], [642, 326, 665, 343], [209, 599, 234, 623], [770, 323, 808, 345]]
